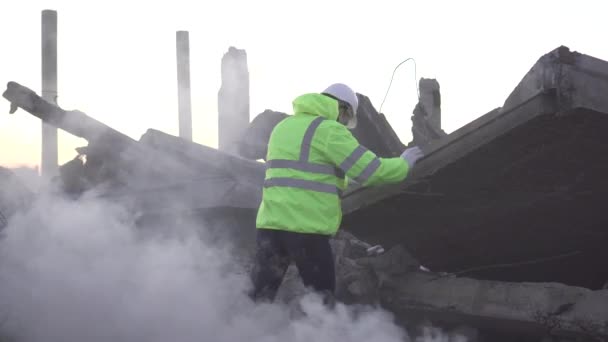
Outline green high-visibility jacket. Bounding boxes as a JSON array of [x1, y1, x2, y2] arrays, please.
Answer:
[[256, 93, 410, 235]]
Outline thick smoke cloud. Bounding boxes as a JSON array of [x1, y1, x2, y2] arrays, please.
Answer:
[[0, 188, 414, 342]]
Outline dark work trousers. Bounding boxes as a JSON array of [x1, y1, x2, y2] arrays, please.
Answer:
[[250, 228, 335, 303]]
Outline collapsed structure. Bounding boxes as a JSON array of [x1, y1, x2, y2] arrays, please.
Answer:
[[1, 46, 607, 341]]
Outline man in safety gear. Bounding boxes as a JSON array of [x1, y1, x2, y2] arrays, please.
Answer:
[[250, 83, 424, 303]]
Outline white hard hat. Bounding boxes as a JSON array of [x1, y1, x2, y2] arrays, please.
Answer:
[[322, 83, 358, 129]]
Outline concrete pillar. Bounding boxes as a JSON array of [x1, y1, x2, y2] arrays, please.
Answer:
[[41, 9, 58, 177], [411, 78, 446, 146], [218, 47, 249, 153], [176, 31, 192, 141]]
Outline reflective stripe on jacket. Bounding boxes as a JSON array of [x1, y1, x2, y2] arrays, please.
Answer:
[[255, 93, 409, 235]]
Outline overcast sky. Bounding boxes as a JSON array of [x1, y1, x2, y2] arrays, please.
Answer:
[[1, 0, 607, 168]]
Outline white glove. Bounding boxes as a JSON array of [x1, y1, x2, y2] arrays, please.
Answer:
[[400, 146, 424, 168]]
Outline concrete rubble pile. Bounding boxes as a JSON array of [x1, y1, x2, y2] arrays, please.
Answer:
[[2, 46, 608, 341]]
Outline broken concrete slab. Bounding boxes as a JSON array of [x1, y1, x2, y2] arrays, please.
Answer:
[[2, 82, 263, 213], [337, 233, 608, 340], [138, 128, 264, 210], [274, 230, 608, 341], [140, 128, 265, 185], [2, 81, 164, 191], [3, 82, 136, 155], [502, 45, 608, 116], [3, 82, 262, 252], [341, 46, 608, 289], [380, 271, 608, 340]]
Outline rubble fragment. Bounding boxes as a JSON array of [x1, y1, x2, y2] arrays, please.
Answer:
[[349, 94, 405, 157], [236, 109, 288, 160], [411, 78, 447, 146]]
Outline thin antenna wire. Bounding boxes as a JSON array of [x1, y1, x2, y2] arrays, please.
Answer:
[[379, 58, 419, 114]]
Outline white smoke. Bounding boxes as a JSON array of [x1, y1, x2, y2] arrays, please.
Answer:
[[0, 156, 470, 341], [0, 187, 411, 342]]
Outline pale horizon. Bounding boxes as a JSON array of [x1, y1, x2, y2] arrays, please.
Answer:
[[2, 0, 607, 169]]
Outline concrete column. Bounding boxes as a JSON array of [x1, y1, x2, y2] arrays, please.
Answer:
[[176, 31, 192, 141], [218, 47, 249, 153], [41, 9, 58, 177], [411, 78, 446, 146]]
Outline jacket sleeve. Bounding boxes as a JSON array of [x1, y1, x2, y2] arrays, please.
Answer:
[[322, 122, 409, 186]]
